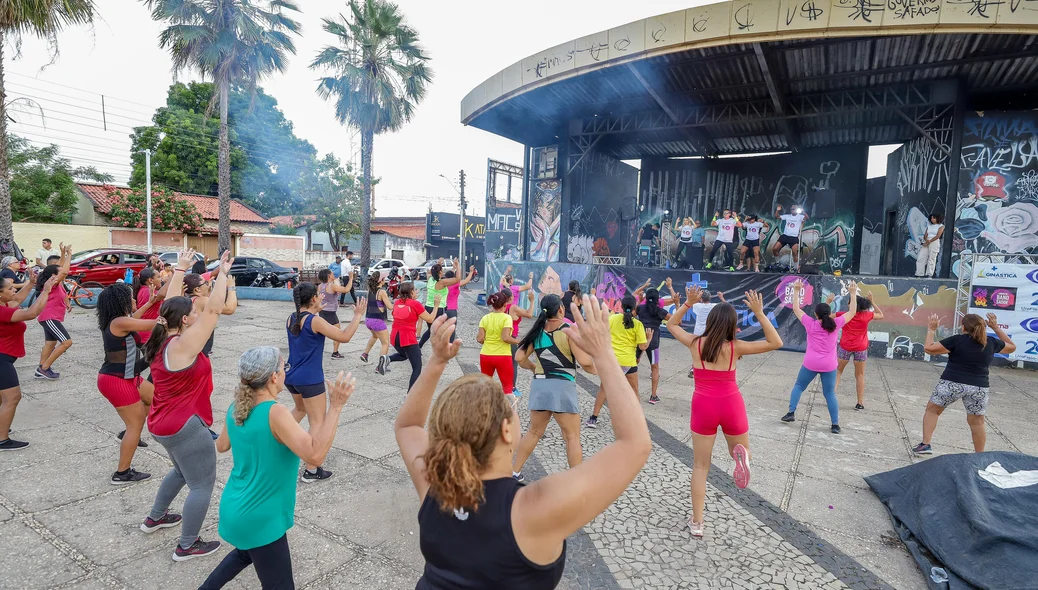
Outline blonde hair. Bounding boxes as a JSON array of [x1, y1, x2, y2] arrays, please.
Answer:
[[961, 314, 987, 347], [233, 346, 281, 426], [421, 374, 513, 513]]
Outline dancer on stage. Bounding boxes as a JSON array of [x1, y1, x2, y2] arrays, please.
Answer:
[[781, 280, 857, 434], [914, 313, 1015, 454], [477, 291, 520, 396], [667, 286, 782, 537], [394, 304, 650, 589], [674, 217, 696, 269], [512, 294, 596, 482], [706, 210, 740, 271], [316, 268, 354, 359], [586, 295, 650, 428], [831, 290, 884, 410], [359, 271, 393, 374], [772, 205, 807, 269], [915, 213, 945, 278], [736, 215, 768, 272], [389, 282, 439, 390]]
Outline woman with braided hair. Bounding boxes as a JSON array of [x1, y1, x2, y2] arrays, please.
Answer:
[[284, 282, 365, 483], [200, 347, 355, 589]]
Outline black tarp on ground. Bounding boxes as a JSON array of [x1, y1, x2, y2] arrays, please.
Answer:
[[865, 452, 1038, 590]]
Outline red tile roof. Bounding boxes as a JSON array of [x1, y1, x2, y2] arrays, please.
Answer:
[[77, 183, 269, 224], [372, 220, 426, 240], [268, 215, 317, 228]]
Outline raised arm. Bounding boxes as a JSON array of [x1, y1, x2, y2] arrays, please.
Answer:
[[842, 283, 858, 323], [517, 272, 534, 292], [110, 317, 159, 337], [312, 299, 366, 343], [632, 279, 651, 301], [667, 285, 700, 348], [790, 280, 806, 320], [734, 290, 783, 356], [435, 259, 464, 289], [456, 266, 476, 288], [167, 251, 230, 367], [512, 295, 651, 549], [868, 292, 884, 320], [164, 248, 195, 301], [269, 372, 355, 466], [11, 276, 56, 322], [923, 314, 949, 355], [56, 243, 72, 281], [395, 315, 463, 501], [221, 282, 238, 315], [987, 313, 1017, 354], [12, 269, 38, 305], [133, 288, 162, 319]]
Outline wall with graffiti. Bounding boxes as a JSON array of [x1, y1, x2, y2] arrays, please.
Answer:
[[638, 147, 865, 273], [882, 132, 951, 277], [529, 179, 562, 262], [567, 151, 639, 263], [953, 112, 1038, 277], [485, 259, 956, 360], [485, 204, 523, 265]]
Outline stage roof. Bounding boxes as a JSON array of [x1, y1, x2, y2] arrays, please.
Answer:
[[461, 0, 1038, 158]]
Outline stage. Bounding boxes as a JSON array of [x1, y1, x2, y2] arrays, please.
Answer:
[[486, 259, 956, 361]]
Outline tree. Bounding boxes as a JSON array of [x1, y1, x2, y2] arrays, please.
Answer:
[[310, 0, 432, 273], [143, 0, 301, 255], [7, 135, 110, 223], [295, 154, 361, 252], [129, 82, 316, 216], [107, 185, 205, 232], [0, 0, 97, 254]]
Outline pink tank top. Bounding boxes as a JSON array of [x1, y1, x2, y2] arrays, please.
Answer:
[[506, 303, 521, 338], [692, 340, 739, 397]]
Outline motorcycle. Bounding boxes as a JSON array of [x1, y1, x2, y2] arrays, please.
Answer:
[[250, 271, 296, 289], [386, 267, 403, 299]]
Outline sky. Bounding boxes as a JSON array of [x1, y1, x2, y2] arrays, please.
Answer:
[[9, 0, 896, 219]]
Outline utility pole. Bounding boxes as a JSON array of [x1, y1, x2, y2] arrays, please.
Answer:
[[144, 149, 153, 252], [458, 170, 467, 268]]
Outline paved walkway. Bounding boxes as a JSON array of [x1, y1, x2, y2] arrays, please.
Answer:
[[2, 292, 1036, 589]]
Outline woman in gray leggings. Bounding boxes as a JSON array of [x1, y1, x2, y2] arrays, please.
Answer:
[[138, 249, 232, 561]]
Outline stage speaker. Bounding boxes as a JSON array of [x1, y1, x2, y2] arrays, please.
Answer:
[[814, 189, 836, 218], [621, 197, 637, 221], [800, 264, 822, 275]]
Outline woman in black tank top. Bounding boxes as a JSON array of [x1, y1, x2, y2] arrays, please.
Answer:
[[395, 296, 652, 589]]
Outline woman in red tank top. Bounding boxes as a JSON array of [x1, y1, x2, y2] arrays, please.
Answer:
[[138, 249, 234, 562], [667, 286, 783, 538]]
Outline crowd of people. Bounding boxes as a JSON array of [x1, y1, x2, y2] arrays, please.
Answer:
[[0, 244, 1016, 588]]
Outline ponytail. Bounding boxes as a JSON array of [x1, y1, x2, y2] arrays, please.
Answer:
[[290, 283, 317, 336], [142, 296, 193, 362], [621, 294, 636, 329], [568, 280, 582, 299], [487, 291, 509, 310], [234, 346, 280, 426], [644, 288, 667, 321], [962, 314, 988, 347], [815, 303, 837, 333], [517, 294, 562, 352]]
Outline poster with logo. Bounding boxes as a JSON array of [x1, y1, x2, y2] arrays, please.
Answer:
[[969, 263, 1038, 363]]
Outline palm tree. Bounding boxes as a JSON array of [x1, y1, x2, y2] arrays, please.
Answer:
[[310, 0, 431, 273], [143, 0, 300, 255], [0, 0, 97, 255]]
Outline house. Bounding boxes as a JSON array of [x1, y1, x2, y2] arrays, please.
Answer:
[[292, 215, 429, 269]]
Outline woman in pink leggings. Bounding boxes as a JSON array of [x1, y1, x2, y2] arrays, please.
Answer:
[[667, 286, 783, 538]]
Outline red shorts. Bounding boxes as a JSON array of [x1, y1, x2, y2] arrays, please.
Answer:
[[479, 354, 514, 395], [98, 373, 143, 408], [690, 392, 749, 436]]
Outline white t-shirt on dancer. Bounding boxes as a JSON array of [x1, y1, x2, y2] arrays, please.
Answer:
[[781, 214, 806, 237], [716, 219, 737, 243], [692, 302, 717, 336], [679, 224, 694, 242], [743, 222, 764, 241]]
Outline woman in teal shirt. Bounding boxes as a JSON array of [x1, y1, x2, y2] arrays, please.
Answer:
[[200, 347, 354, 589]]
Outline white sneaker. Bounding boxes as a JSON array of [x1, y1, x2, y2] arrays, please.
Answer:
[[688, 518, 705, 537]]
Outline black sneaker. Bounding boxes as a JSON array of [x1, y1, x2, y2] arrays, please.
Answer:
[[780, 411, 796, 422], [300, 466, 333, 483], [584, 416, 598, 428], [359, 353, 368, 363], [172, 537, 221, 562], [34, 366, 59, 380], [140, 511, 183, 533], [111, 468, 151, 485], [648, 395, 660, 405], [331, 352, 344, 359], [512, 471, 525, 483], [116, 430, 148, 448], [375, 355, 388, 375], [831, 424, 841, 434], [912, 443, 933, 455], [854, 403, 865, 410], [0, 438, 29, 451]]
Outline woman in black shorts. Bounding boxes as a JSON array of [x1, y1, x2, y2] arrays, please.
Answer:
[[316, 269, 354, 359], [635, 288, 671, 405], [915, 313, 1016, 455], [0, 271, 57, 450]]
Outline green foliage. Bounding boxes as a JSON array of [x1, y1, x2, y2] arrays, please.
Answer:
[[129, 81, 316, 216], [294, 154, 362, 252], [7, 134, 111, 223], [269, 222, 300, 235], [107, 185, 205, 232]]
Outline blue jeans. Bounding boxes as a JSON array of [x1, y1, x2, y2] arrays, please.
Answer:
[[788, 366, 839, 425]]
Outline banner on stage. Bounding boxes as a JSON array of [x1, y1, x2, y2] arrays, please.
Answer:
[[969, 263, 1038, 363]]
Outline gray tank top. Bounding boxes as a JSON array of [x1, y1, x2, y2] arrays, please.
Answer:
[[319, 283, 338, 312]]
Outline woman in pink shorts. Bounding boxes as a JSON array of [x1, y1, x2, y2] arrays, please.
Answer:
[[667, 286, 783, 538]]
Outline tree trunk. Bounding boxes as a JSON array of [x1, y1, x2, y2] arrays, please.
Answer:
[[0, 33, 14, 256], [360, 126, 373, 275], [217, 77, 231, 256]]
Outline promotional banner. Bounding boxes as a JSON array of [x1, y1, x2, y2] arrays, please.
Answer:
[[968, 263, 1038, 363]]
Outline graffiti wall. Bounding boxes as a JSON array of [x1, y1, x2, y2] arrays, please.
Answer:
[[567, 151, 639, 263], [486, 259, 956, 360], [485, 204, 523, 264], [529, 179, 562, 262], [639, 146, 865, 273], [953, 112, 1038, 277], [859, 177, 885, 275], [882, 132, 951, 277]]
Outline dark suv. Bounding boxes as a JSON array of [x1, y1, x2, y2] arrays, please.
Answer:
[[227, 256, 299, 287]]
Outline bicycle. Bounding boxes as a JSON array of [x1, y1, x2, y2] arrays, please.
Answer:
[[63, 275, 105, 310]]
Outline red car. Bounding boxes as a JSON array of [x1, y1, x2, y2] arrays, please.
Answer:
[[68, 249, 150, 285]]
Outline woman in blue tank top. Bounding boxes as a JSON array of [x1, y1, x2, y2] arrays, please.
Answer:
[[394, 298, 652, 589], [285, 283, 365, 483]]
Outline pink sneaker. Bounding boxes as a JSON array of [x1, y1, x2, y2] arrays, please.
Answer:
[[732, 444, 751, 489], [688, 518, 705, 538]]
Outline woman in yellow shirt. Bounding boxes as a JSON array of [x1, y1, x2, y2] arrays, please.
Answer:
[[586, 294, 651, 428], [476, 291, 520, 396]]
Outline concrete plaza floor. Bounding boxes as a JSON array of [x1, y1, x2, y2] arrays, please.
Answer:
[[2, 292, 1036, 589]]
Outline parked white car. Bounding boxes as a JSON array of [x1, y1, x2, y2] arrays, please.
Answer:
[[371, 258, 410, 281]]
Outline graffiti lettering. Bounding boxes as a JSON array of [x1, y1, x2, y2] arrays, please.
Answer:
[[833, 0, 884, 22], [574, 41, 608, 62], [690, 16, 709, 32], [886, 0, 940, 18], [945, 0, 1002, 17], [735, 3, 755, 29], [961, 137, 1038, 174], [787, 0, 825, 23], [897, 135, 950, 197], [651, 23, 667, 43], [613, 36, 631, 52], [595, 270, 628, 312]]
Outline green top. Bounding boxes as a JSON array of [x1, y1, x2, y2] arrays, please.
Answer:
[[426, 277, 449, 307], [218, 400, 300, 550]]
